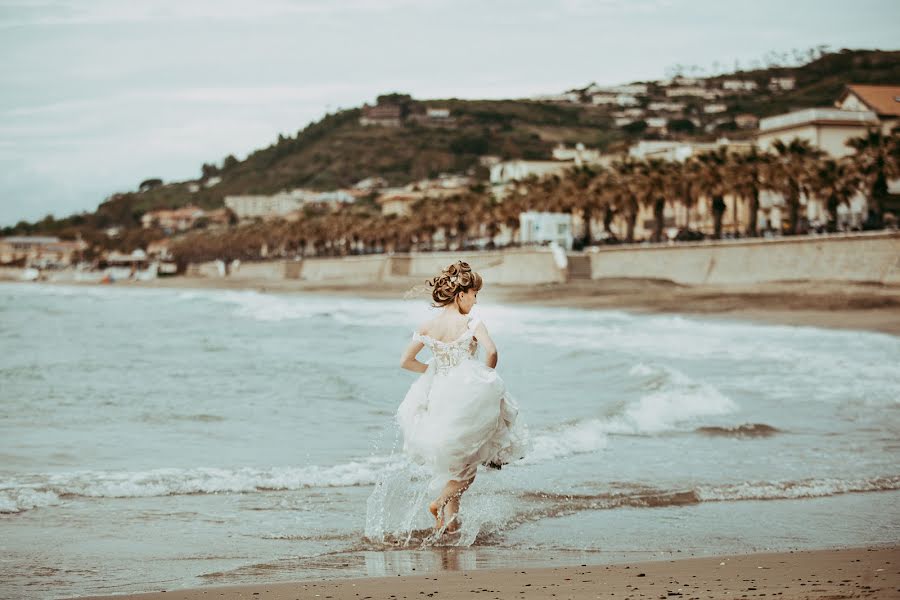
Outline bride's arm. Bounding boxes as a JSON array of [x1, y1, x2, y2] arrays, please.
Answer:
[[474, 322, 498, 368], [400, 337, 428, 373]]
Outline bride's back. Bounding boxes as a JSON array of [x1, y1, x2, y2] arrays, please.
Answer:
[[419, 314, 472, 344]]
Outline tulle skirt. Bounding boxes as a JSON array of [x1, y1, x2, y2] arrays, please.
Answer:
[[396, 358, 528, 487]]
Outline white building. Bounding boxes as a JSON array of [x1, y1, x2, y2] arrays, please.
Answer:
[[666, 87, 719, 100], [628, 138, 752, 162], [552, 143, 602, 165], [616, 94, 640, 107], [835, 84, 900, 134], [769, 76, 796, 92], [648, 101, 686, 112], [534, 92, 580, 103], [721, 79, 758, 92], [490, 160, 572, 186], [703, 103, 728, 114], [756, 108, 879, 158], [225, 191, 304, 219], [591, 93, 618, 106], [519, 212, 574, 249]]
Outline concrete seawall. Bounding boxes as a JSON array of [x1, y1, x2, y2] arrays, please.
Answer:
[[176, 232, 898, 287], [585, 231, 900, 285]]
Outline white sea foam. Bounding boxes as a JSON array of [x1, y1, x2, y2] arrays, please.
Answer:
[[523, 420, 609, 464], [697, 475, 900, 502], [0, 457, 399, 513]]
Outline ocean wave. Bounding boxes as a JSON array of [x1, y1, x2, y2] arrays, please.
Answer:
[[0, 458, 397, 514], [524, 364, 739, 461], [695, 423, 781, 438], [518, 475, 900, 516]]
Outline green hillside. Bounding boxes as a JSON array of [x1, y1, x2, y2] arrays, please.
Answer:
[[5, 48, 899, 243]]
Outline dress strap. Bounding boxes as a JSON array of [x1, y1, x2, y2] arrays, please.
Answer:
[[467, 317, 481, 331], [412, 330, 428, 344]]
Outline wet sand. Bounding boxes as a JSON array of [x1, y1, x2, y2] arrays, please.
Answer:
[[72, 546, 899, 600], [131, 276, 900, 336]]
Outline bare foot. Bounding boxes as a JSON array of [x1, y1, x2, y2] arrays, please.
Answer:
[[444, 513, 461, 533], [429, 501, 443, 530]]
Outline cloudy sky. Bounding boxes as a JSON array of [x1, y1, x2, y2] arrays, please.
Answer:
[[2, 0, 898, 226]]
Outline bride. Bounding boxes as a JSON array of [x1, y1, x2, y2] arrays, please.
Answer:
[[397, 260, 528, 534]]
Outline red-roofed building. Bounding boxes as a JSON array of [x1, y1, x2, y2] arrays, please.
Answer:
[[836, 84, 900, 133]]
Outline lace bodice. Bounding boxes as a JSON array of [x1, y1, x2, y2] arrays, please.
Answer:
[[412, 319, 479, 375]]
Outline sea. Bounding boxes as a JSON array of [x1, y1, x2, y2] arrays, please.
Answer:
[[1, 282, 898, 599]]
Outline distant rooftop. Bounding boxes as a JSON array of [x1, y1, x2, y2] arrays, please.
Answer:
[[1, 236, 60, 244], [841, 84, 900, 117]]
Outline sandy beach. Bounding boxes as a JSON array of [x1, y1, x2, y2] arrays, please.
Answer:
[[128, 275, 900, 336], [72, 546, 899, 600]]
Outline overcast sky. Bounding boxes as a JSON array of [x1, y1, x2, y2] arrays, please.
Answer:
[[2, 0, 899, 226]]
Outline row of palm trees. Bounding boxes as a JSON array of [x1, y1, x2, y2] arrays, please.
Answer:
[[171, 129, 898, 264]]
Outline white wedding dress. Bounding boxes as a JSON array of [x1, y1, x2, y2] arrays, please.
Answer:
[[396, 318, 528, 487]]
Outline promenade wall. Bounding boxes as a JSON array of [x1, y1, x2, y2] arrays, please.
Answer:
[[585, 231, 900, 285], [176, 232, 899, 286]]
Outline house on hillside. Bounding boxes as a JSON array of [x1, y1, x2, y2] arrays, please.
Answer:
[[735, 113, 760, 130], [552, 143, 602, 165], [768, 76, 796, 92], [835, 84, 900, 134], [0, 236, 87, 268], [590, 93, 618, 106], [408, 106, 458, 128], [703, 103, 728, 114], [141, 205, 206, 231], [224, 191, 305, 220], [666, 86, 719, 100], [648, 101, 686, 113], [359, 103, 404, 127], [721, 79, 758, 92]]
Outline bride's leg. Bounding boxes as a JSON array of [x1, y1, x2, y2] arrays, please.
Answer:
[[440, 475, 475, 532]]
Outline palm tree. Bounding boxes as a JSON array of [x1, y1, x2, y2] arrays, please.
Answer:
[[768, 138, 823, 235], [809, 158, 860, 231], [613, 160, 642, 243], [846, 128, 900, 228], [730, 147, 771, 237], [695, 147, 731, 239], [636, 159, 671, 243]]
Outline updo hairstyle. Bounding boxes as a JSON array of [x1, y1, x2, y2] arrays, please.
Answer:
[[427, 261, 483, 307]]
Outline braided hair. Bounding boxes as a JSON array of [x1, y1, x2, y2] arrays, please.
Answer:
[[426, 260, 483, 307]]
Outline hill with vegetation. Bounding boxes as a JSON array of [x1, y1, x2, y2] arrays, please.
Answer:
[[4, 48, 898, 248]]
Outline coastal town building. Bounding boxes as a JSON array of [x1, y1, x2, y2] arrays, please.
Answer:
[[519, 212, 574, 249], [666, 86, 718, 100], [735, 113, 760, 129], [359, 103, 404, 127], [590, 93, 617, 106], [835, 84, 900, 134], [648, 101, 686, 112], [627, 138, 752, 162], [408, 106, 457, 128], [0, 235, 87, 268], [768, 76, 796, 92], [141, 205, 205, 231], [703, 103, 728, 114], [225, 188, 356, 220], [552, 143, 602, 165], [756, 108, 879, 158], [721, 79, 758, 92], [376, 175, 473, 217], [225, 191, 304, 220], [534, 92, 580, 103]]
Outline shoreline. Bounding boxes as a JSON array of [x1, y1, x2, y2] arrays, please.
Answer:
[[21, 275, 900, 336], [70, 545, 900, 600]]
